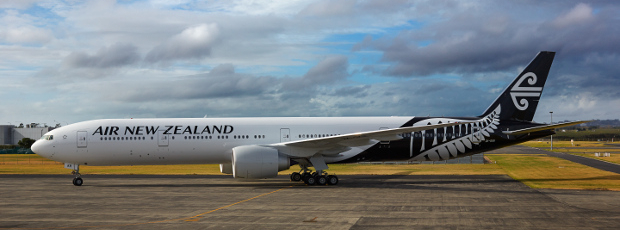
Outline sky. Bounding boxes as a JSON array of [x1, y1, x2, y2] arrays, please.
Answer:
[[1, 0, 619, 127]]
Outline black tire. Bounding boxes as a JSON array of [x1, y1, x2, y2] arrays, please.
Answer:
[[291, 172, 302, 181], [73, 177, 83, 186], [301, 172, 311, 181], [327, 175, 338, 185], [316, 176, 327, 185], [305, 176, 316, 185]]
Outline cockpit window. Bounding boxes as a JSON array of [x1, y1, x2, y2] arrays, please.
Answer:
[[41, 135, 53, 140]]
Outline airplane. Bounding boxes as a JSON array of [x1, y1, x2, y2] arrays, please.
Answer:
[[32, 51, 587, 186]]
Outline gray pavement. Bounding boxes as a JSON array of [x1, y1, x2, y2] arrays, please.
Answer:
[[488, 145, 620, 174], [1, 174, 620, 229]]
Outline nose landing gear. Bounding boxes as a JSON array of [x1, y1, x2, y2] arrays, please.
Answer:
[[66, 163, 83, 186], [72, 176, 83, 186]]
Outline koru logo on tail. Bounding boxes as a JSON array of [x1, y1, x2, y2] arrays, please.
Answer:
[[510, 72, 542, 111]]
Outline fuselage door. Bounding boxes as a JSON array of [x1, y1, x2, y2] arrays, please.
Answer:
[[280, 128, 290, 142], [379, 127, 390, 146], [77, 131, 87, 148], [158, 130, 169, 147]]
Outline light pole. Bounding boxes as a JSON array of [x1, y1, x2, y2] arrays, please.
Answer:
[[550, 111, 553, 151]]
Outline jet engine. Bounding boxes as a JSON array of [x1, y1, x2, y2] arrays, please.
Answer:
[[232, 145, 290, 179]]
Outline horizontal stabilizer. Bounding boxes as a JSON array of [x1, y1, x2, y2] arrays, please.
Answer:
[[502, 120, 590, 135]]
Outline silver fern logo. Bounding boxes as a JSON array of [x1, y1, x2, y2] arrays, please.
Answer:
[[411, 105, 501, 161], [510, 72, 542, 111]]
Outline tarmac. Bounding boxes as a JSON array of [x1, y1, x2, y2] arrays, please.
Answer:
[[1, 174, 620, 230]]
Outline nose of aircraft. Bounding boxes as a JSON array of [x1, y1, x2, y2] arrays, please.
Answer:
[[31, 140, 49, 158]]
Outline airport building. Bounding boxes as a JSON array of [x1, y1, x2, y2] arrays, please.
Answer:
[[0, 124, 54, 146]]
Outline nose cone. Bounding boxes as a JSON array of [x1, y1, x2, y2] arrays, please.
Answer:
[[31, 140, 50, 158]]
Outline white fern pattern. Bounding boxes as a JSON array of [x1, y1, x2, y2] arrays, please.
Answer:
[[411, 105, 501, 161]]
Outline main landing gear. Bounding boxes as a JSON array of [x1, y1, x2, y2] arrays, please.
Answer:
[[290, 168, 338, 186]]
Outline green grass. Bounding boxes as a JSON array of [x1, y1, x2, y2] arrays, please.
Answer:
[[486, 154, 620, 190], [551, 128, 620, 141], [0, 154, 504, 175], [520, 140, 620, 164], [521, 140, 607, 148]]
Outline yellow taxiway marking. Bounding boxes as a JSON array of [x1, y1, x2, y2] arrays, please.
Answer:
[[3, 185, 295, 229], [183, 185, 295, 222]]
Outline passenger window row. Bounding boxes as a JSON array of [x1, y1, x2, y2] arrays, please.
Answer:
[[99, 134, 269, 141], [298, 134, 340, 139], [100, 136, 148, 141]]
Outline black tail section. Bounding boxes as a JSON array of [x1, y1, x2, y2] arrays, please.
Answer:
[[480, 51, 555, 122]]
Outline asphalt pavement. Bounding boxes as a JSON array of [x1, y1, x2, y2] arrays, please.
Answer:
[[1, 174, 620, 229]]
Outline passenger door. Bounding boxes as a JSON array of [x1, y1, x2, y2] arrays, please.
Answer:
[[77, 131, 87, 148]]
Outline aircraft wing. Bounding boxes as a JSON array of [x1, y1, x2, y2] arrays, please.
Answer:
[[502, 120, 590, 135], [269, 122, 472, 158]]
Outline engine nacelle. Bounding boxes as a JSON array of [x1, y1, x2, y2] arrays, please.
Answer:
[[220, 163, 233, 174], [232, 145, 290, 179]]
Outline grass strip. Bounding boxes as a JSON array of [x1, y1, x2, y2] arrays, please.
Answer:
[[486, 154, 620, 191]]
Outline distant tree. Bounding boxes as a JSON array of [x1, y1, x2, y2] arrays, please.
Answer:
[[18, 138, 36, 149]]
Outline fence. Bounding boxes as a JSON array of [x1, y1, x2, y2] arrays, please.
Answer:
[[0, 147, 34, 154]]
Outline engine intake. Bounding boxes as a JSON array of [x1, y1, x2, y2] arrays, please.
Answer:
[[232, 145, 290, 179]]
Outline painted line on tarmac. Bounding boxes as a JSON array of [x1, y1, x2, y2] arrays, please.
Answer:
[[2, 184, 296, 229], [183, 185, 296, 222]]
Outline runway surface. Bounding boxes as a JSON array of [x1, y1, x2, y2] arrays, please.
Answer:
[[1, 174, 620, 229], [488, 145, 620, 174]]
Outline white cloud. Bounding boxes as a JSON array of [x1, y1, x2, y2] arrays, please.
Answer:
[[2, 26, 52, 44], [552, 3, 594, 28], [0, 0, 40, 9], [298, 0, 356, 17], [0, 9, 54, 45], [63, 43, 140, 69], [145, 23, 220, 63]]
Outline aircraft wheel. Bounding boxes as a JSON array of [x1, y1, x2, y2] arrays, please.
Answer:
[[304, 176, 316, 185], [301, 172, 311, 181], [316, 176, 327, 185], [290, 172, 302, 181], [327, 175, 338, 185], [73, 177, 83, 186]]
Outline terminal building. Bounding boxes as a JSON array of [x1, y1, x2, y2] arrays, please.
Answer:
[[0, 124, 55, 146]]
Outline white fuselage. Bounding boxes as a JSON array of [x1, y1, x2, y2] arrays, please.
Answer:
[[32, 117, 413, 166]]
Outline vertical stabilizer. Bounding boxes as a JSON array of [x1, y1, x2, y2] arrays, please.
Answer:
[[480, 51, 555, 122]]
